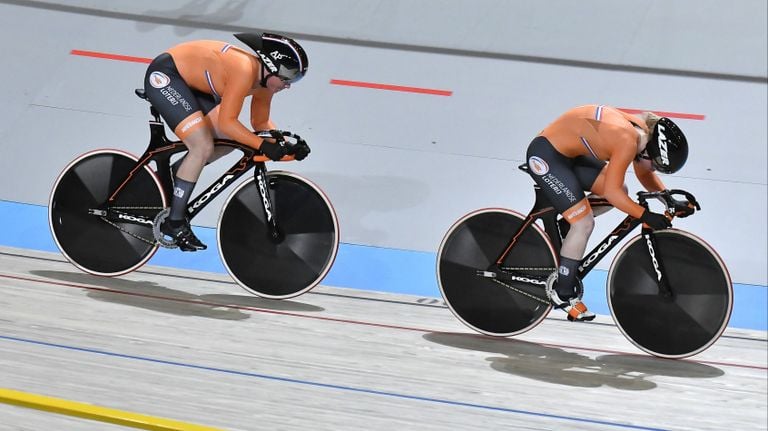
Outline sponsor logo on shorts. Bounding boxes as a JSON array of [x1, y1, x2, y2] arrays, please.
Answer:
[[149, 71, 170, 88], [565, 203, 588, 220], [542, 174, 577, 203], [528, 156, 549, 175], [159, 86, 193, 112], [180, 116, 203, 133]]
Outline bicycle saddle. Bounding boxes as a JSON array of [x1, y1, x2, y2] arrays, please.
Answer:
[[135, 88, 148, 100]]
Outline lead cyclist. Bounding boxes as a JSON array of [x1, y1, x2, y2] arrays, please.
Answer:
[[524, 105, 693, 321]]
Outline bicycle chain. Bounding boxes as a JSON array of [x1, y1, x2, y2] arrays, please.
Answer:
[[490, 278, 550, 305], [98, 205, 164, 246], [110, 206, 164, 210], [499, 266, 556, 272]]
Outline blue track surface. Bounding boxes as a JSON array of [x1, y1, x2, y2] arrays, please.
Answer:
[[3, 200, 765, 330]]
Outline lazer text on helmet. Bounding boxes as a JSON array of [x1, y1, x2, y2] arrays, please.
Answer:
[[657, 124, 670, 166]]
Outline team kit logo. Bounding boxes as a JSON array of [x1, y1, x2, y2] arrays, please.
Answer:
[[528, 156, 549, 175], [270, 50, 289, 60], [149, 71, 171, 89]]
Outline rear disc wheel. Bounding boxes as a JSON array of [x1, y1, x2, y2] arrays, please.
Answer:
[[49, 150, 165, 275], [437, 209, 556, 336]]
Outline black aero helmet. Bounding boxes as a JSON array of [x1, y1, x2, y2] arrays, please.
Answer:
[[646, 117, 688, 174], [234, 32, 308, 85]]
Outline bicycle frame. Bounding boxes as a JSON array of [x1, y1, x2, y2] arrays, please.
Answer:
[[100, 102, 283, 241], [492, 168, 676, 296]]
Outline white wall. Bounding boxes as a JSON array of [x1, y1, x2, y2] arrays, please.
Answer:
[[17, 0, 768, 78]]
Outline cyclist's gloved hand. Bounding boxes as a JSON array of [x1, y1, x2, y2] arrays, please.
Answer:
[[292, 137, 311, 161], [640, 209, 672, 230], [260, 140, 287, 161], [671, 198, 695, 218]]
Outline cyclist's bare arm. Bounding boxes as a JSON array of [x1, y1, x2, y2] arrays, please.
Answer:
[[217, 74, 267, 149], [601, 141, 647, 219], [633, 159, 666, 192], [250, 90, 277, 141]]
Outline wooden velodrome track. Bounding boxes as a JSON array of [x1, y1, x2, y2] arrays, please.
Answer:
[[0, 245, 765, 430]]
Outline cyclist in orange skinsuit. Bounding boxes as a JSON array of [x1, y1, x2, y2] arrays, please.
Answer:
[[526, 104, 690, 321], [143, 33, 309, 251]]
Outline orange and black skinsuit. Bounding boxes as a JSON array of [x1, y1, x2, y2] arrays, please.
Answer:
[[143, 40, 275, 147], [526, 104, 666, 223]]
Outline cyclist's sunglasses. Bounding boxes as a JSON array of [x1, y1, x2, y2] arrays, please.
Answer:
[[276, 65, 303, 84]]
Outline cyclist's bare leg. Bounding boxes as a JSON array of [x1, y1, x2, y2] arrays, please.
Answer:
[[170, 145, 233, 178], [561, 213, 594, 261], [175, 125, 214, 182], [553, 198, 595, 301], [161, 112, 213, 251], [171, 104, 234, 174]]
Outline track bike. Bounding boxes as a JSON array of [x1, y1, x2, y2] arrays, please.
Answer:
[[436, 164, 732, 358], [49, 89, 339, 299]]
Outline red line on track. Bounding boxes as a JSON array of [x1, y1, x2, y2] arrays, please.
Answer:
[[618, 107, 705, 121], [330, 79, 453, 96], [2, 273, 763, 371], [70, 49, 151, 64]]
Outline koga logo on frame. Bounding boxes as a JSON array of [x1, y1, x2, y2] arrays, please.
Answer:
[[118, 213, 152, 225], [256, 173, 273, 221], [189, 175, 235, 212]]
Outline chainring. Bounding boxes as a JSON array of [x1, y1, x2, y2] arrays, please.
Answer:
[[152, 208, 178, 249]]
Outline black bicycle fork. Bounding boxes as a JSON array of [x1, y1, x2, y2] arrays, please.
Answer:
[[253, 163, 283, 242]]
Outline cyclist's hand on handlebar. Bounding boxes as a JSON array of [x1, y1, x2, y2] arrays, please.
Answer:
[[671, 198, 695, 218], [640, 209, 672, 230], [291, 137, 311, 161], [259, 140, 288, 161]]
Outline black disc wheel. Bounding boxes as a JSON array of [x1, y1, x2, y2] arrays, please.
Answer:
[[437, 209, 556, 336], [49, 150, 166, 275], [608, 229, 733, 358], [217, 171, 339, 299]]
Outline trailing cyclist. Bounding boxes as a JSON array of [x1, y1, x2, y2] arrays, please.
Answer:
[[143, 32, 310, 251], [525, 105, 691, 321]]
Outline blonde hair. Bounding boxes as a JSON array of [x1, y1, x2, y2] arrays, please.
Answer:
[[644, 111, 661, 130]]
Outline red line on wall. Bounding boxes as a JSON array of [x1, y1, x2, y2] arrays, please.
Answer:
[[618, 107, 705, 121], [70, 49, 152, 64], [68, 50, 705, 119], [330, 79, 453, 96]]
